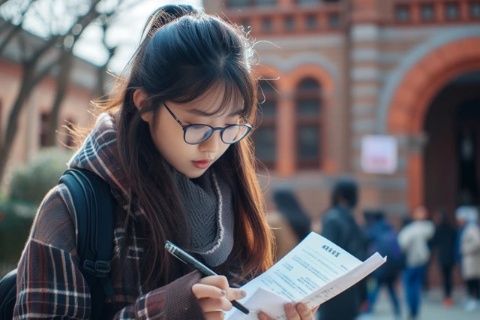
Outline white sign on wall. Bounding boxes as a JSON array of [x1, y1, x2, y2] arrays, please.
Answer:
[[361, 135, 398, 174]]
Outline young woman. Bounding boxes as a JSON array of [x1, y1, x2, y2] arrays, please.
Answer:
[[13, 5, 316, 320]]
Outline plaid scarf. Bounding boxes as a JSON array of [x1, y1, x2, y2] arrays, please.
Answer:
[[69, 113, 234, 266]]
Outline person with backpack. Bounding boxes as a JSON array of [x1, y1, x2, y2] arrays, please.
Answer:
[[363, 209, 403, 319], [317, 177, 367, 320], [7, 5, 317, 320]]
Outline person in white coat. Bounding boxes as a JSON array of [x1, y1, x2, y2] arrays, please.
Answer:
[[398, 206, 434, 320], [458, 208, 480, 311]]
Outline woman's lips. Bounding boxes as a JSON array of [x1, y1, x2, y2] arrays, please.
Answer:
[[192, 160, 211, 169]]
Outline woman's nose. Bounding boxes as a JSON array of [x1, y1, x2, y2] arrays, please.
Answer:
[[198, 131, 222, 153]]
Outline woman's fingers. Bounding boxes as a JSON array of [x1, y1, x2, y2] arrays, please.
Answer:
[[199, 275, 229, 289], [226, 287, 247, 301], [257, 311, 273, 320], [192, 283, 225, 299], [284, 303, 301, 320], [198, 296, 232, 312], [194, 276, 246, 302], [295, 303, 314, 319], [203, 311, 225, 320], [257, 303, 315, 320], [193, 275, 247, 318]]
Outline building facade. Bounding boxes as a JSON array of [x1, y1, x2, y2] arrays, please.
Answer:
[[205, 0, 480, 221]]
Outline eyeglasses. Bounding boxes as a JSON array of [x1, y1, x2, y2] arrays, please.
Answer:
[[163, 103, 253, 145]]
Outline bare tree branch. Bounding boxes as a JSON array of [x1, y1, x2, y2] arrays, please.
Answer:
[[17, 29, 28, 61], [0, 0, 103, 183], [0, 0, 12, 8], [0, 22, 22, 54], [0, 0, 35, 55], [45, 49, 73, 146], [45, 0, 137, 145], [28, 53, 60, 87], [31, 0, 102, 65], [95, 12, 117, 97]]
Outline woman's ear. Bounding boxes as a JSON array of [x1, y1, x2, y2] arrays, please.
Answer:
[[133, 89, 153, 123]]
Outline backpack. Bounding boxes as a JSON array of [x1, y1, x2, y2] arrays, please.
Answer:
[[0, 168, 115, 320], [370, 226, 405, 277], [333, 207, 368, 260]]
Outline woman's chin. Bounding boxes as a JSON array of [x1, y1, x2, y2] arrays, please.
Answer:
[[179, 167, 207, 179]]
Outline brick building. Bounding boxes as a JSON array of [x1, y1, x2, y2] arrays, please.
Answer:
[[205, 0, 480, 221]]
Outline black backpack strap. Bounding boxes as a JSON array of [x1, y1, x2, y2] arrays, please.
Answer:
[[0, 269, 18, 320], [59, 168, 115, 319]]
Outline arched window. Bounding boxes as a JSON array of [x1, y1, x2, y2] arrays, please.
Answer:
[[295, 78, 322, 168], [253, 80, 277, 168]]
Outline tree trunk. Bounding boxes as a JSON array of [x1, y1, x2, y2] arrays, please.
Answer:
[[0, 65, 35, 184], [95, 46, 116, 98], [45, 50, 73, 147]]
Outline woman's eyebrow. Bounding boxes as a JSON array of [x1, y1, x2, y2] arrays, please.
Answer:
[[187, 108, 244, 117], [228, 109, 244, 116]]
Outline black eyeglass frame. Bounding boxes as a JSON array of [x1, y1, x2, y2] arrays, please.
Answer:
[[163, 103, 253, 145]]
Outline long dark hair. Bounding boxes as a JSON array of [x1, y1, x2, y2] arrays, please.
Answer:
[[273, 189, 311, 241], [101, 5, 273, 288]]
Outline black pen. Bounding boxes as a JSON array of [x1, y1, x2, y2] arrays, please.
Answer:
[[165, 240, 250, 315]]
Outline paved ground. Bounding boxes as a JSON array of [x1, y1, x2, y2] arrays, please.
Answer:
[[358, 288, 480, 320]]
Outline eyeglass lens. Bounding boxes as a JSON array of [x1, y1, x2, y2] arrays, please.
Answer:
[[184, 125, 250, 144]]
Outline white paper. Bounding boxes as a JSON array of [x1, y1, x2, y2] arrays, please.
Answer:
[[226, 232, 386, 320]]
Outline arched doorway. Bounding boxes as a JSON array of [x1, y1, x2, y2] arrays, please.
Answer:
[[385, 37, 480, 211], [424, 71, 480, 215]]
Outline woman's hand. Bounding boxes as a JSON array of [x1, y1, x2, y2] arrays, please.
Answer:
[[192, 275, 246, 320], [257, 303, 318, 320]]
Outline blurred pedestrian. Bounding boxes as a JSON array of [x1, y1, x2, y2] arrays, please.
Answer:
[[317, 177, 367, 320], [398, 206, 435, 320], [268, 189, 311, 259], [431, 209, 458, 307], [457, 206, 480, 311], [364, 210, 402, 319]]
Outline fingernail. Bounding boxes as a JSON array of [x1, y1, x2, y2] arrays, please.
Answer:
[[239, 290, 247, 298]]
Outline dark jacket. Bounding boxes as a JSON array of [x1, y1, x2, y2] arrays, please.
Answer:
[[366, 220, 404, 279], [317, 206, 366, 320], [433, 222, 457, 267]]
